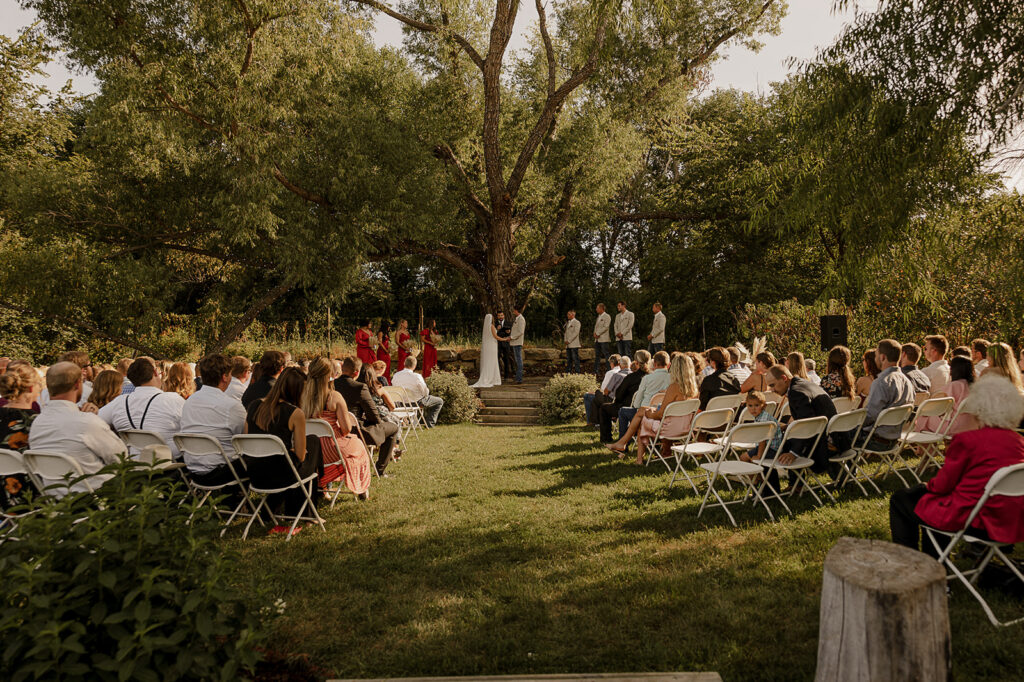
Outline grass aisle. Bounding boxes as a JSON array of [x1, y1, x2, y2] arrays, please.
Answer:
[[231, 424, 1023, 681]]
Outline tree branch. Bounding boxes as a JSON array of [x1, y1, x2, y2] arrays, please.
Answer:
[[205, 278, 295, 354], [535, 0, 557, 99], [346, 0, 484, 69], [432, 144, 492, 224], [517, 179, 575, 279], [272, 164, 332, 206]]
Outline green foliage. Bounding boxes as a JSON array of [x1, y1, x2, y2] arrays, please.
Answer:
[[0, 462, 267, 681], [424, 370, 479, 424], [540, 373, 597, 424]]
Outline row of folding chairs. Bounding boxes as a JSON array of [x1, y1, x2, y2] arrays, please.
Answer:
[[381, 385, 426, 447]]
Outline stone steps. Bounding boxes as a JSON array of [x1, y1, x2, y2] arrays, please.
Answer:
[[475, 379, 547, 426], [476, 414, 542, 425]]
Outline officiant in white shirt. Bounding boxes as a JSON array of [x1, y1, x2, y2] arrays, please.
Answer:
[[564, 310, 581, 374], [614, 301, 634, 358], [647, 302, 666, 354]]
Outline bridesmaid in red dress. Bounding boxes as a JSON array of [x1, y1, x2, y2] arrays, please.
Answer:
[[376, 320, 392, 383], [396, 319, 412, 370], [421, 319, 439, 378], [355, 320, 376, 367]]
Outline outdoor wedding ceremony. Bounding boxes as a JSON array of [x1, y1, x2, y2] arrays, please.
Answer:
[[2, 0, 1023, 680]]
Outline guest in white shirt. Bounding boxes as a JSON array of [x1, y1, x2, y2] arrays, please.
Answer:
[[584, 354, 622, 425], [29, 362, 126, 496], [179, 354, 247, 484], [39, 350, 94, 407], [727, 347, 752, 382], [631, 351, 673, 409], [922, 334, 951, 391], [614, 301, 635, 358], [805, 358, 822, 385], [98, 357, 185, 458], [116, 357, 136, 395], [647, 302, 666, 354], [391, 356, 445, 427], [971, 338, 990, 375], [225, 355, 252, 402]]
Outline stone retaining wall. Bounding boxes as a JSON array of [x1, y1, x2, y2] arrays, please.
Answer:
[[435, 347, 596, 372]]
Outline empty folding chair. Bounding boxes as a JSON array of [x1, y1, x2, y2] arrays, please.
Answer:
[[900, 397, 956, 482], [383, 386, 421, 442], [306, 418, 352, 507], [826, 409, 872, 496], [697, 420, 780, 526], [173, 433, 256, 534], [232, 434, 326, 541], [756, 415, 831, 511], [669, 408, 734, 493], [923, 463, 1024, 627], [831, 396, 856, 414], [644, 398, 700, 471], [853, 404, 916, 487], [22, 450, 98, 498], [702, 394, 742, 437], [348, 411, 380, 478]]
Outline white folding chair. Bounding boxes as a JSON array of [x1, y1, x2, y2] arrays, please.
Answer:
[[826, 409, 872, 496], [924, 463, 1024, 627], [0, 449, 32, 536], [777, 401, 791, 421], [348, 411, 380, 478], [22, 450, 97, 497], [756, 416, 831, 511], [173, 433, 256, 535], [697, 420, 779, 526], [831, 396, 856, 414], [119, 429, 186, 476], [644, 398, 700, 471], [854, 403, 916, 487], [306, 418, 355, 507], [383, 385, 421, 443], [232, 434, 326, 541], [703, 394, 743, 436], [669, 408, 734, 493], [900, 397, 956, 482]]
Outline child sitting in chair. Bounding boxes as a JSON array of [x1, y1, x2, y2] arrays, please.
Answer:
[[739, 391, 783, 463]]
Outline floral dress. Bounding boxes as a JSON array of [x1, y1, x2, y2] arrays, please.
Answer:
[[0, 407, 37, 510]]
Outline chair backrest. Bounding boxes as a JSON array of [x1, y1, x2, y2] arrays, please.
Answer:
[[914, 396, 955, 420], [135, 445, 175, 467], [831, 397, 856, 414], [120, 429, 167, 456], [724, 421, 778, 449], [705, 394, 742, 412], [173, 433, 225, 458], [347, 411, 370, 443], [647, 390, 667, 408], [0, 448, 27, 477], [231, 434, 289, 458], [828, 408, 867, 437], [661, 398, 699, 419], [22, 450, 93, 493], [914, 391, 930, 406], [782, 415, 828, 442], [876, 403, 915, 428], [382, 386, 413, 405], [959, 463, 1024, 539], [305, 418, 336, 440], [691, 408, 734, 432], [777, 401, 791, 420], [762, 391, 784, 406]]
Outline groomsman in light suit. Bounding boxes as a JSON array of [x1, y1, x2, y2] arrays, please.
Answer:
[[614, 301, 634, 358], [593, 303, 612, 379], [564, 310, 581, 373], [648, 302, 666, 354], [510, 307, 526, 384]]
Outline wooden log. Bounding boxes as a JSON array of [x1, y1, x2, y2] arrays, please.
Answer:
[[815, 537, 951, 682]]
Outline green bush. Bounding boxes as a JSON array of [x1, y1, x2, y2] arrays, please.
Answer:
[[0, 462, 267, 681], [540, 373, 597, 424], [424, 370, 480, 424]]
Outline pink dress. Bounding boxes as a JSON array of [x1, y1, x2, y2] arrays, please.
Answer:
[[318, 411, 372, 496], [638, 411, 694, 449], [917, 379, 970, 433]]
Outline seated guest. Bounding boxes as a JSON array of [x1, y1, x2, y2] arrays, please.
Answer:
[[115, 358, 135, 395], [29, 362, 126, 495], [245, 367, 322, 521], [98, 357, 184, 458], [737, 391, 783, 464], [242, 350, 287, 409], [632, 351, 673, 411], [922, 335, 950, 389], [82, 369, 126, 413], [0, 360, 42, 412], [0, 362, 42, 510], [607, 353, 698, 464], [890, 373, 1024, 556], [740, 351, 776, 393], [686, 351, 707, 379], [805, 358, 822, 385], [358, 365, 403, 433], [971, 338, 991, 375], [860, 339, 917, 446], [952, 345, 972, 359], [337, 356, 400, 476], [372, 361, 391, 387], [920, 356, 974, 434], [588, 355, 630, 425], [300, 358, 371, 500], [820, 346, 856, 400], [225, 356, 252, 402], [855, 349, 880, 403], [697, 347, 742, 410], [727, 347, 751, 382], [179, 354, 247, 485], [0, 357, 8, 375], [598, 352, 649, 443], [984, 342, 1024, 394], [765, 364, 843, 478], [699, 350, 715, 378], [786, 352, 809, 379], [392, 356, 445, 428], [40, 351, 93, 406], [899, 342, 931, 393], [584, 353, 622, 425], [163, 362, 196, 400]]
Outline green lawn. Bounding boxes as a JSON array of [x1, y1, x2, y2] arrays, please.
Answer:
[[230, 424, 1024, 681]]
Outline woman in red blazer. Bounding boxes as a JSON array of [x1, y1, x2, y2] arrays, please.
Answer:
[[890, 373, 1024, 555]]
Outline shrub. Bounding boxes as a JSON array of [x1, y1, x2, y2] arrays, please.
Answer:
[[540, 373, 597, 424], [424, 370, 480, 424], [0, 462, 267, 681]]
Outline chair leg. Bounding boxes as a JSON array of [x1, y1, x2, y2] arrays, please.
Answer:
[[241, 496, 268, 540]]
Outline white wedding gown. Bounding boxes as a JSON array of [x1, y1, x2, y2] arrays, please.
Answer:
[[472, 313, 502, 388]]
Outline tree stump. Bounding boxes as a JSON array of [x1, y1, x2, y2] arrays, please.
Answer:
[[815, 537, 951, 682]]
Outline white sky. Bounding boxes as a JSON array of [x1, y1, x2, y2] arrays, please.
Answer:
[[2, 0, 1020, 189]]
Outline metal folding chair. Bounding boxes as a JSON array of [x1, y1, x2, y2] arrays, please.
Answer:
[[644, 398, 700, 471], [696, 420, 780, 526], [306, 417, 355, 507], [831, 396, 856, 414], [826, 409, 871, 495], [756, 415, 831, 510], [669, 408, 734, 493], [900, 397, 956, 482], [173, 433, 257, 535], [854, 403, 916, 487], [383, 385, 422, 442], [924, 463, 1024, 627], [119, 429, 187, 477], [232, 434, 326, 541], [348, 411, 380, 478], [0, 449, 32, 537], [22, 450, 97, 497]]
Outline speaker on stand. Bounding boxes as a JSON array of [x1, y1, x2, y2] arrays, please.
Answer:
[[820, 315, 848, 351]]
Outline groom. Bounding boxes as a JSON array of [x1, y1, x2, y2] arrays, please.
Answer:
[[495, 310, 515, 379]]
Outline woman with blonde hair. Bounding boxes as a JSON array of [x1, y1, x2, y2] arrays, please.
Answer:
[[607, 353, 700, 465], [0, 362, 42, 509], [83, 369, 123, 412], [300, 358, 371, 499], [983, 342, 1024, 394], [163, 362, 196, 400], [786, 351, 809, 380]]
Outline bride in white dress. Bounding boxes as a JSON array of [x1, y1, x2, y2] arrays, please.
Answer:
[[472, 313, 502, 388]]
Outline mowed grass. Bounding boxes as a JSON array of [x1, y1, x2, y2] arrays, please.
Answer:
[[229, 424, 1024, 681]]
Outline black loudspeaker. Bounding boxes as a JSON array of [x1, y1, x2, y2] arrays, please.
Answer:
[[820, 315, 848, 351]]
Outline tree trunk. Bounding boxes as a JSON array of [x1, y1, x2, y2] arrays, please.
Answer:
[[204, 279, 294, 355], [815, 537, 951, 682]]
